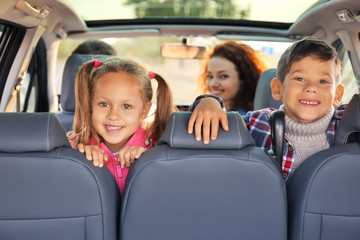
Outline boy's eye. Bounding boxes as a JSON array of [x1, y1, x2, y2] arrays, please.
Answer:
[[122, 104, 131, 109], [294, 77, 304, 81], [319, 79, 329, 84], [99, 102, 109, 107]]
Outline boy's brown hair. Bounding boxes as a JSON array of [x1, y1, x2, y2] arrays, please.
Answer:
[[276, 37, 341, 83]]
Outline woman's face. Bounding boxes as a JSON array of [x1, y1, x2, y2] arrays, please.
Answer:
[[206, 56, 241, 109]]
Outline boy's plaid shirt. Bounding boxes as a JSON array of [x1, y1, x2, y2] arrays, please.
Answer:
[[191, 95, 347, 180], [241, 105, 346, 180]]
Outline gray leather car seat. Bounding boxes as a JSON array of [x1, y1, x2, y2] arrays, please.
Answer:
[[57, 54, 112, 132], [286, 94, 360, 240], [253, 68, 282, 110], [0, 112, 120, 240], [121, 111, 287, 240]]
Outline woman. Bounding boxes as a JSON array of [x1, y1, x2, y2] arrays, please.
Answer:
[[198, 41, 268, 114]]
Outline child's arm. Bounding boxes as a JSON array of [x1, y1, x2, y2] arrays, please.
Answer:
[[117, 146, 147, 167], [188, 96, 229, 144], [77, 143, 108, 168]]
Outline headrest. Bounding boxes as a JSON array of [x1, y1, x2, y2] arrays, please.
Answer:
[[253, 68, 282, 110], [60, 54, 112, 112], [335, 94, 360, 145], [0, 112, 70, 153], [158, 111, 255, 149]]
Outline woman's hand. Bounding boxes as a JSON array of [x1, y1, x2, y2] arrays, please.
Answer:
[[77, 143, 108, 168], [117, 146, 147, 167], [188, 97, 229, 144]]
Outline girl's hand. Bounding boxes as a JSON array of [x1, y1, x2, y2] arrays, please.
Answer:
[[77, 143, 108, 168], [188, 97, 229, 144], [117, 146, 147, 167]]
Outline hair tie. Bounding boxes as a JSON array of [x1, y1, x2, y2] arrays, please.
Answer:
[[93, 59, 100, 69], [149, 71, 155, 79]]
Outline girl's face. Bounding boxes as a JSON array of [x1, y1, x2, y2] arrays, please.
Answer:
[[91, 72, 151, 153], [206, 56, 241, 110]]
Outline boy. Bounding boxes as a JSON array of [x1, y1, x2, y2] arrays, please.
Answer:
[[188, 37, 345, 179]]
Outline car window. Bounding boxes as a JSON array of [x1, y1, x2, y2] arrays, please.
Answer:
[[7, 39, 49, 112], [57, 37, 292, 107], [340, 49, 359, 104]]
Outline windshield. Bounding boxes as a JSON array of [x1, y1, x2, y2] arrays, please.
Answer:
[[67, 0, 321, 23]]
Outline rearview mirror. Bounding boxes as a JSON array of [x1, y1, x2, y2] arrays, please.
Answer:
[[161, 44, 206, 59]]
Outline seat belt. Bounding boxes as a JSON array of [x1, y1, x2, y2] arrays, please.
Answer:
[[270, 110, 285, 167]]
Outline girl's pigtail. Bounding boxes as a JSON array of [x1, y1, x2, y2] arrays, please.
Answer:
[[150, 73, 177, 139], [68, 61, 95, 145]]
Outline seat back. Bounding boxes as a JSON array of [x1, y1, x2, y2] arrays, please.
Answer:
[[287, 94, 360, 240], [121, 111, 287, 240], [253, 68, 282, 110], [0, 112, 120, 240], [58, 54, 112, 132]]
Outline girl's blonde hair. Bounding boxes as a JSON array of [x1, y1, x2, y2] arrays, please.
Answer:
[[68, 57, 176, 145]]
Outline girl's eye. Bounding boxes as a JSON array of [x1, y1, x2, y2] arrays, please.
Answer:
[[99, 102, 109, 107], [206, 74, 213, 80], [122, 104, 131, 109]]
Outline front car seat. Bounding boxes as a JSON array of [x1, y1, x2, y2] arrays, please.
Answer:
[[287, 94, 360, 240], [253, 68, 282, 110], [121, 111, 287, 240], [58, 54, 112, 132], [0, 112, 120, 240]]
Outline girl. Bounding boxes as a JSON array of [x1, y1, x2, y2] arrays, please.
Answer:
[[68, 57, 176, 194]]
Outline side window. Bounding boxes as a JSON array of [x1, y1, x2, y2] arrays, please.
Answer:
[[7, 38, 49, 112], [340, 49, 359, 104]]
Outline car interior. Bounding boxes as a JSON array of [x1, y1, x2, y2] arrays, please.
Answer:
[[0, 0, 360, 239]]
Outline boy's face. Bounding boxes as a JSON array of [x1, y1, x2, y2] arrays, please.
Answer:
[[271, 56, 344, 123]]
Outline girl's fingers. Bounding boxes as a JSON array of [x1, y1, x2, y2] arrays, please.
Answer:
[[77, 143, 85, 153], [84, 145, 93, 161]]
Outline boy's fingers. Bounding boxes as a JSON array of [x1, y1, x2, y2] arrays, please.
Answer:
[[210, 118, 219, 140], [194, 115, 203, 142], [188, 111, 197, 134], [220, 112, 229, 131], [202, 115, 211, 144]]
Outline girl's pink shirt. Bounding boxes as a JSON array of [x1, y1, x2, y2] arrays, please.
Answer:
[[70, 124, 152, 195]]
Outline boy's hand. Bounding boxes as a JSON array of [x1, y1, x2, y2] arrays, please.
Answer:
[[117, 146, 147, 167], [188, 97, 229, 144], [77, 143, 108, 168]]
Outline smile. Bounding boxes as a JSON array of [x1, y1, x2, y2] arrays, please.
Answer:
[[299, 100, 320, 105], [105, 125, 123, 130]]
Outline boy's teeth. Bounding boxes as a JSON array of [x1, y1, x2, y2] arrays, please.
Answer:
[[301, 100, 317, 104]]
